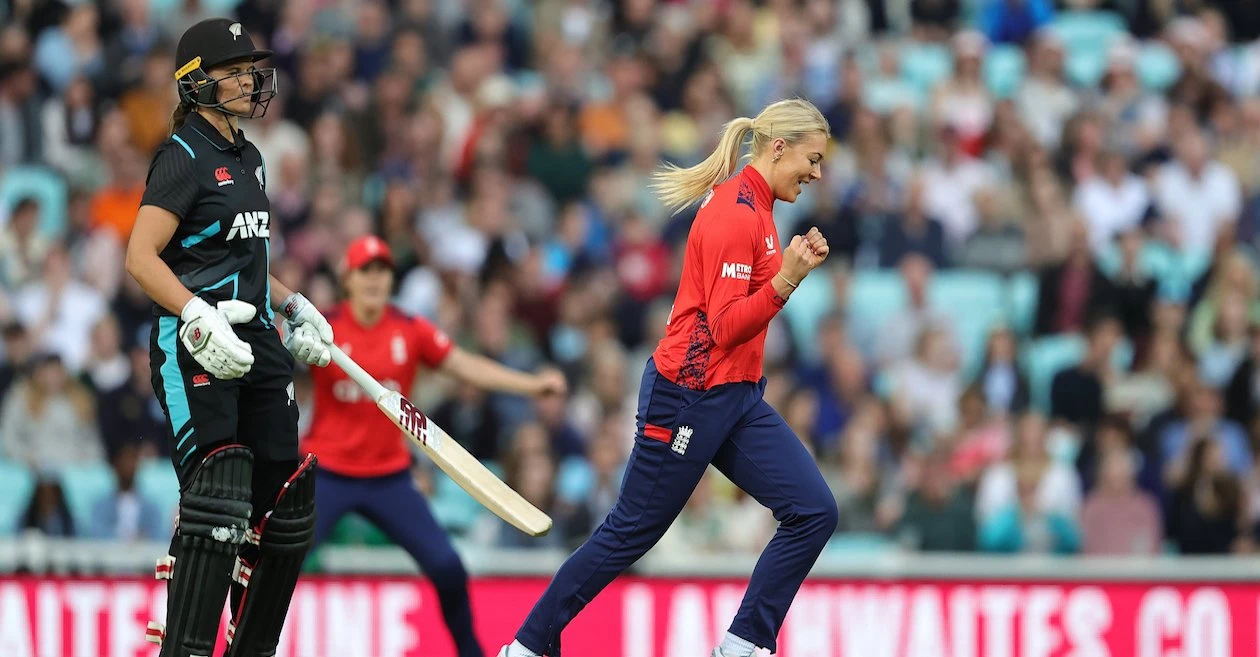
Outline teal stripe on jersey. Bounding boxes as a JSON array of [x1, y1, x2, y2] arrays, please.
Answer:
[[171, 135, 195, 159], [174, 424, 194, 451], [197, 271, 240, 298], [263, 239, 274, 327], [158, 316, 192, 441], [180, 220, 221, 248], [179, 445, 199, 467]]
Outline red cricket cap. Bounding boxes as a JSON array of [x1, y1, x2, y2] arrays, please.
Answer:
[[343, 235, 394, 271]]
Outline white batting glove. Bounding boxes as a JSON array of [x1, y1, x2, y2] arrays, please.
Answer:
[[179, 297, 256, 380], [283, 321, 331, 367], [280, 293, 333, 343]]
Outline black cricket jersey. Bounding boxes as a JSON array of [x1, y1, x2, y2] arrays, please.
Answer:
[[140, 112, 275, 329]]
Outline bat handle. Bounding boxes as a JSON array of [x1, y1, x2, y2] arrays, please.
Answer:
[[329, 343, 388, 402]]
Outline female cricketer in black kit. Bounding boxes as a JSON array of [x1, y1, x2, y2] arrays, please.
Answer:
[[124, 19, 336, 657]]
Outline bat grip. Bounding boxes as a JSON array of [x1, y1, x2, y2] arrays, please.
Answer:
[[329, 344, 388, 402]]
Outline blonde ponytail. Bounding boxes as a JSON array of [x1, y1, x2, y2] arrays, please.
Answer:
[[650, 98, 830, 214], [650, 117, 755, 214]]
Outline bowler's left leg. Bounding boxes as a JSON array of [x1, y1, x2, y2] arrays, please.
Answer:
[[712, 397, 839, 654]]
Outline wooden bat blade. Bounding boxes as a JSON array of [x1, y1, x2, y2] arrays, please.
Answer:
[[377, 391, 553, 537], [328, 344, 551, 536]]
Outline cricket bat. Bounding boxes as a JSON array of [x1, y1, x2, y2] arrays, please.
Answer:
[[329, 344, 553, 537]]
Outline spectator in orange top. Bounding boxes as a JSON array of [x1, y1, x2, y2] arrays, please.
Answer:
[[88, 144, 146, 242], [117, 45, 177, 156], [578, 49, 646, 160]]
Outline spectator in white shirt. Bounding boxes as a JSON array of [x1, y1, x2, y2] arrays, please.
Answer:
[[12, 245, 107, 372], [1017, 31, 1079, 148], [1073, 151, 1151, 254], [921, 125, 995, 246], [1155, 129, 1241, 254]]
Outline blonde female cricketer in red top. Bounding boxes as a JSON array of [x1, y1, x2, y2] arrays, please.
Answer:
[[501, 98, 835, 657]]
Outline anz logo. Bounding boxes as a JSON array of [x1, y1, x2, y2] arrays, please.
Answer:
[[226, 211, 270, 240]]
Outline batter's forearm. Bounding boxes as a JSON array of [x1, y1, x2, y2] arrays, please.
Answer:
[[125, 248, 194, 316], [268, 275, 295, 315]]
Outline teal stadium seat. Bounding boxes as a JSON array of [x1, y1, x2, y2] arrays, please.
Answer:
[[0, 460, 36, 536], [1022, 334, 1086, 414], [1136, 43, 1181, 91], [431, 461, 505, 535], [1049, 12, 1127, 87], [136, 458, 181, 529], [783, 267, 838, 363], [845, 270, 909, 358], [930, 270, 1008, 374], [1006, 272, 1039, 336], [899, 43, 954, 93], [984, 44, 1027, 99], [555, 456, 594, 505], [0, 165, 68, 238], [863, 78, 925, 114], [57, 461, 117, 534], [430, 470, 485, 536], [1049, 11, 1127, 51]]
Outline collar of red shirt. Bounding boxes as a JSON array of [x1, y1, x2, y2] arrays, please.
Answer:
[[739, 165, 774, 213]]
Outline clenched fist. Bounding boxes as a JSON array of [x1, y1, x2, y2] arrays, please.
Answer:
[[779, 227, 830, 286]]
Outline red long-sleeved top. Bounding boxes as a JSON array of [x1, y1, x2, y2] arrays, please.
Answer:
[[653, 166, 786, 390]]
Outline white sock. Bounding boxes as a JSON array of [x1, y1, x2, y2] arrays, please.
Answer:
[[507, 639, 540, 657], [720, 632, 756, 657]]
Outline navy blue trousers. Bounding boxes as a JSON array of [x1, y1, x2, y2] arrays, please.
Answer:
[[515, 358, 839, 655], [312, 468, 481, 657]]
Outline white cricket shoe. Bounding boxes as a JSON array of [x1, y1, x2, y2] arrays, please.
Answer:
[[712, 647, 775, 657], [499, 642, 542, 657]]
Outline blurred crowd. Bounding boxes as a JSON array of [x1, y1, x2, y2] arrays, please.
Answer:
[[4, 0, 1260, 561]]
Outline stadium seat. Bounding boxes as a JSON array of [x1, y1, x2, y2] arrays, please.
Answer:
[[1022, 334, 1086, 413], [930, 270, 1006, 319], [1065, 47, 1109, 88], [1136, 42, 1181, 91], [931, 270, 1008, 374], [899, 43, 953, 93], [555, 456, 595, 505], [984, 44, 1027, 99], [845, 270, 908, 358], [136, 457, 181, 529], [1049, 12, 1128, 87], [863, 78, 924, 114], [0, 459, 36, 536], [57, 461, 118, 535], [1006, 272, 1040, 335], [431, 470, 487, 536], [1049, 11, 1128, 51], [783, 267, 837, 363], [0, 165, 68, 238]]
